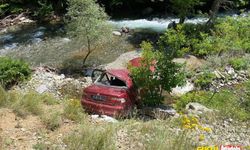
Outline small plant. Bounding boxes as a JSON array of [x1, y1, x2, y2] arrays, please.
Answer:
[[12, 91, 43, 118], [229, 58, 248, 70], [63, 124, 116, 150], [59, 82, 83, 99], [0, 57, 31, 88], [63, 99, 86, 122], [41, 111, 62, 131], [41, 93, 58, 105], [0, 86, 8, 107], [33, 142, 48, 150], [194, 71, 216, 89]]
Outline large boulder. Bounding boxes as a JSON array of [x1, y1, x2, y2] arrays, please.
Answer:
[[186, 102, 213, 114]]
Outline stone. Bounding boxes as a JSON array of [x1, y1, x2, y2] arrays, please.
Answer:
[[225, 66, 235, 75], [171, 81, 194, 97], [35, 84, 48, 94], [186, 102, 213, 114], [91, 115, 118, 123], [112, 31, 122, 36]]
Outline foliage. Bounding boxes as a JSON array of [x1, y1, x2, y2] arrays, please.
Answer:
[[0, 57, 31, 89], [0, 3, 9, 16], [63, 99, 86, 122], [170, 0, 201, 23], [229, 57, 248, 70], [66, 0, 112, 66], [175, 82, 250, 121], [129, 41, 184, 106], [33, 0, 53, 17], [194, 71, 216, 89], [159, 16, 250, 57]]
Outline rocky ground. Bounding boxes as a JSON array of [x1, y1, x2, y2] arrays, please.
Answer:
[[1, 51, 250, 149], [15, 66, 92, 99]]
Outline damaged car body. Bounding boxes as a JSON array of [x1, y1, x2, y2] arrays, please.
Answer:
[[81, 69, 138, 117]]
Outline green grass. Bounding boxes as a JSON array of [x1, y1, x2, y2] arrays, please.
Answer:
[[0, 87, 59, 118], [62, 118, 197, 150], [64, 123, 117, 150], [175, 81, 250, 121], [63, 99, 86, 122], [41, 111, 62, 131], [11, 91, 44, 117]]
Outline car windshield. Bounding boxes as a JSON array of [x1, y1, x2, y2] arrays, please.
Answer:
[[95, 72, 127, 87]]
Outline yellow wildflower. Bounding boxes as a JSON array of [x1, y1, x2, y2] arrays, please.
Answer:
[[199, 134, 205, 141], [202, 127, 212, 132]]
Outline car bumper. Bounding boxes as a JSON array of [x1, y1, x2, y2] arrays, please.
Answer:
[[81, 99, 128, 116]]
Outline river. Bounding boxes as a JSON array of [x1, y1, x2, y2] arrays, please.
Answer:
[[0, 12, 249, 66]]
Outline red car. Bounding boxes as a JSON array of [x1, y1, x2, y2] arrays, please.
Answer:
[[81, 68, 138, 117]]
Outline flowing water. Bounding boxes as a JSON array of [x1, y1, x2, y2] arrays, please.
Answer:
[[0, 12, 248, 66]]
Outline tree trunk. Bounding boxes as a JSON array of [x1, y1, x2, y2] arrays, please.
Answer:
[[179, 16, 185, 24], [207, 0, 223, 25], [82, 36, 91, 66]]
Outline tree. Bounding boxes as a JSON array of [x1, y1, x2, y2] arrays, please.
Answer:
[[129, 42, 184, 106], [66, 0, 111, 66], [170, 0, 201, 24]]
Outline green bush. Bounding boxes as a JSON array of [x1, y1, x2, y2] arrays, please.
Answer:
[[158, 16, 250, 57], [0, 57, 31, 88], [229, 58, 248, 70], [194, 71, 216, 89], [129, 41, 184, 106]]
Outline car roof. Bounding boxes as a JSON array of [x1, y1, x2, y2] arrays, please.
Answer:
[[106, 69, 131, 81]]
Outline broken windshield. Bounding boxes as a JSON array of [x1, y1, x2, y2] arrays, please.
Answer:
[[95, 72, 127, 87]]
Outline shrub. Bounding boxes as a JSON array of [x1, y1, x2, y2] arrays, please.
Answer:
[[194, 71, 216, 89], [229, 58, 248, 70], [129, 41, 184, 106], [63, 99, 86, 122], [0, 57, 31, 88], [158, 16, 250, 57]]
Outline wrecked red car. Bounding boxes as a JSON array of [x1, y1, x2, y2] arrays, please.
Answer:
[[81, 69, 138, 117]]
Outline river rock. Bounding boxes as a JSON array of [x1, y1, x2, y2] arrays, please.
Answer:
[[171, 81, 194, 97], [112, 31, 122, 36]]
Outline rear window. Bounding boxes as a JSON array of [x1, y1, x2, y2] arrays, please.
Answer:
[[96, 73, 127, 87]]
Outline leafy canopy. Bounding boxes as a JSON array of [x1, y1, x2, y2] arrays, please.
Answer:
[[66, 0, 111, 65], [129, 42, 184, 106]]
